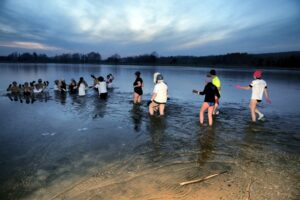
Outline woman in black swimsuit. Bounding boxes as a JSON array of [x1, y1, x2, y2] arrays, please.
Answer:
[[133, 71, 144, 104]]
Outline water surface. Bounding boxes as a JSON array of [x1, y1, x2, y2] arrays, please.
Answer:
[[0, 63, 299, 200]]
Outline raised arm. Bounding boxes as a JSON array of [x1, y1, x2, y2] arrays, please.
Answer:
[[236, 85, 251, 90], [6, 84, 12, 91]]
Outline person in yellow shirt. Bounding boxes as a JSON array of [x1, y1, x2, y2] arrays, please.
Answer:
[[209, 69, 221, 115]]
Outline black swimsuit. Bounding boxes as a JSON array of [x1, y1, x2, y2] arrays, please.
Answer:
[[133, 77, 143, 95]]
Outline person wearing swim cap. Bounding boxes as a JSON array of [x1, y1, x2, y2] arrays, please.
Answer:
[[193, 74, 220, 126], [236, 70, 271, 122], [153, 72, 161, 84], [149, 74, 168, 116], [209, 69, 221, 115], [133, 71, 144, 104]]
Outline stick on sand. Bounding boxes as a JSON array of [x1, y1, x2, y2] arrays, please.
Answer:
[[180, 171, 227, 186], [244, 179, 254, 200]]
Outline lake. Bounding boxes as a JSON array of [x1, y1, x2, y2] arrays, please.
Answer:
[[0, 63, 299, 200]]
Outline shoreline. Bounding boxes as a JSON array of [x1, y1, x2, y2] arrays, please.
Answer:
[[0, 62, 299, 71]]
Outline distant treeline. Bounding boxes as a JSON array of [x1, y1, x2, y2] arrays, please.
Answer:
[[0, 51, 299, 68]]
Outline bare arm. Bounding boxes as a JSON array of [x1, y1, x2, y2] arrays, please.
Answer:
[[236, 85, 251, 90], [264, 88, 271, 103], [134, 81, 142, 88], [7, 84, 12, 91], [151, 93, 157, 101], [192, 89, 203, 95]]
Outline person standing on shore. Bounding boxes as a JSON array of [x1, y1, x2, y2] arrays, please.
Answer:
[[209, 69, 221, 115], [133, 71, 144, 104], [236, 70, 271, 122], [193, 75, 220, 126]]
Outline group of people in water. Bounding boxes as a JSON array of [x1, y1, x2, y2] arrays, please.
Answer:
[[133, 69, 271, 126], [6, 69, 271, 126], [133, 71, 169, 116], [52, 74, 114, 99], [6, 79, 49, 95]]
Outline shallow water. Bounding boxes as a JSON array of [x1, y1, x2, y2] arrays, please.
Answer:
[[0, 63, 299, 200]]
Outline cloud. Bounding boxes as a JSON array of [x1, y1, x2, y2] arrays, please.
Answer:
[[0, 41, 63, 51], [0, 0, 299, 56]]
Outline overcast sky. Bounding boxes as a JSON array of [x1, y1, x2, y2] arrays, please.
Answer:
[[0, 0, 299, 58]]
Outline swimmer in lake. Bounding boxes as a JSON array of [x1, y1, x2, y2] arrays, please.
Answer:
[[7, 81, 20, 94], [236, 70, 271, 122], [23, 82, 32, 95], [33, 79, 48, 93], [69, 79, 78, 94]]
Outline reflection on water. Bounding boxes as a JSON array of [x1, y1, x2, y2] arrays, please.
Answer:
[[131, 104, 143, 132], [147, 116, 167, 159], [197, 127, 215, 166], [6, 91, 51, 104], [0, 64, 299, 200]]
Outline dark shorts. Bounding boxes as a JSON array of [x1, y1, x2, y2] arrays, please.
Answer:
[[153, 100, 166, 105], [100, 92, 108, 99], [207, 102, 215, 107], [134, 87, 143, 96], [256, 99, 262, 103]]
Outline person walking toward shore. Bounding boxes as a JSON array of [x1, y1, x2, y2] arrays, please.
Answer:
[[209, 69, 221, 115], [236, 70, 271, 122], [133, 71, 144, 104], [193, 74, 220, 126], [149, 74, 168, 116]]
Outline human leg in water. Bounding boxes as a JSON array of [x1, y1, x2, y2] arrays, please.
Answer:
[[255, 108, 264, 120], [133, 92, 139, 104], [249, 99, 258, 122], [213, 97, 219, 115], [200, 102, 209, 125], [159, 104, 165, 116], [137, 94, 142, 104], [207, 105, 214, 126], [149, 101, 158, 115]]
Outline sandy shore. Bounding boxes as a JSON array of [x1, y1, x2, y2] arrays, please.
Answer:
[[23, 153, 299, 200]]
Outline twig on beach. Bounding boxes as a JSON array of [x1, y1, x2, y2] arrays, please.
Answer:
[[244, 178, 254, 200], [179, 171, 228, 186]]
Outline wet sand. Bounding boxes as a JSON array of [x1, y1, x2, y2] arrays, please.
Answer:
[[23, 145, 299, 200]]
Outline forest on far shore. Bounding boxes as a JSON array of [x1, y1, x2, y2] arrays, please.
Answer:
[[0, 51, 299, 68]]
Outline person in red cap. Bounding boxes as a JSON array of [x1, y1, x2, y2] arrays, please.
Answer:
[[236, 70, 271, 122]]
